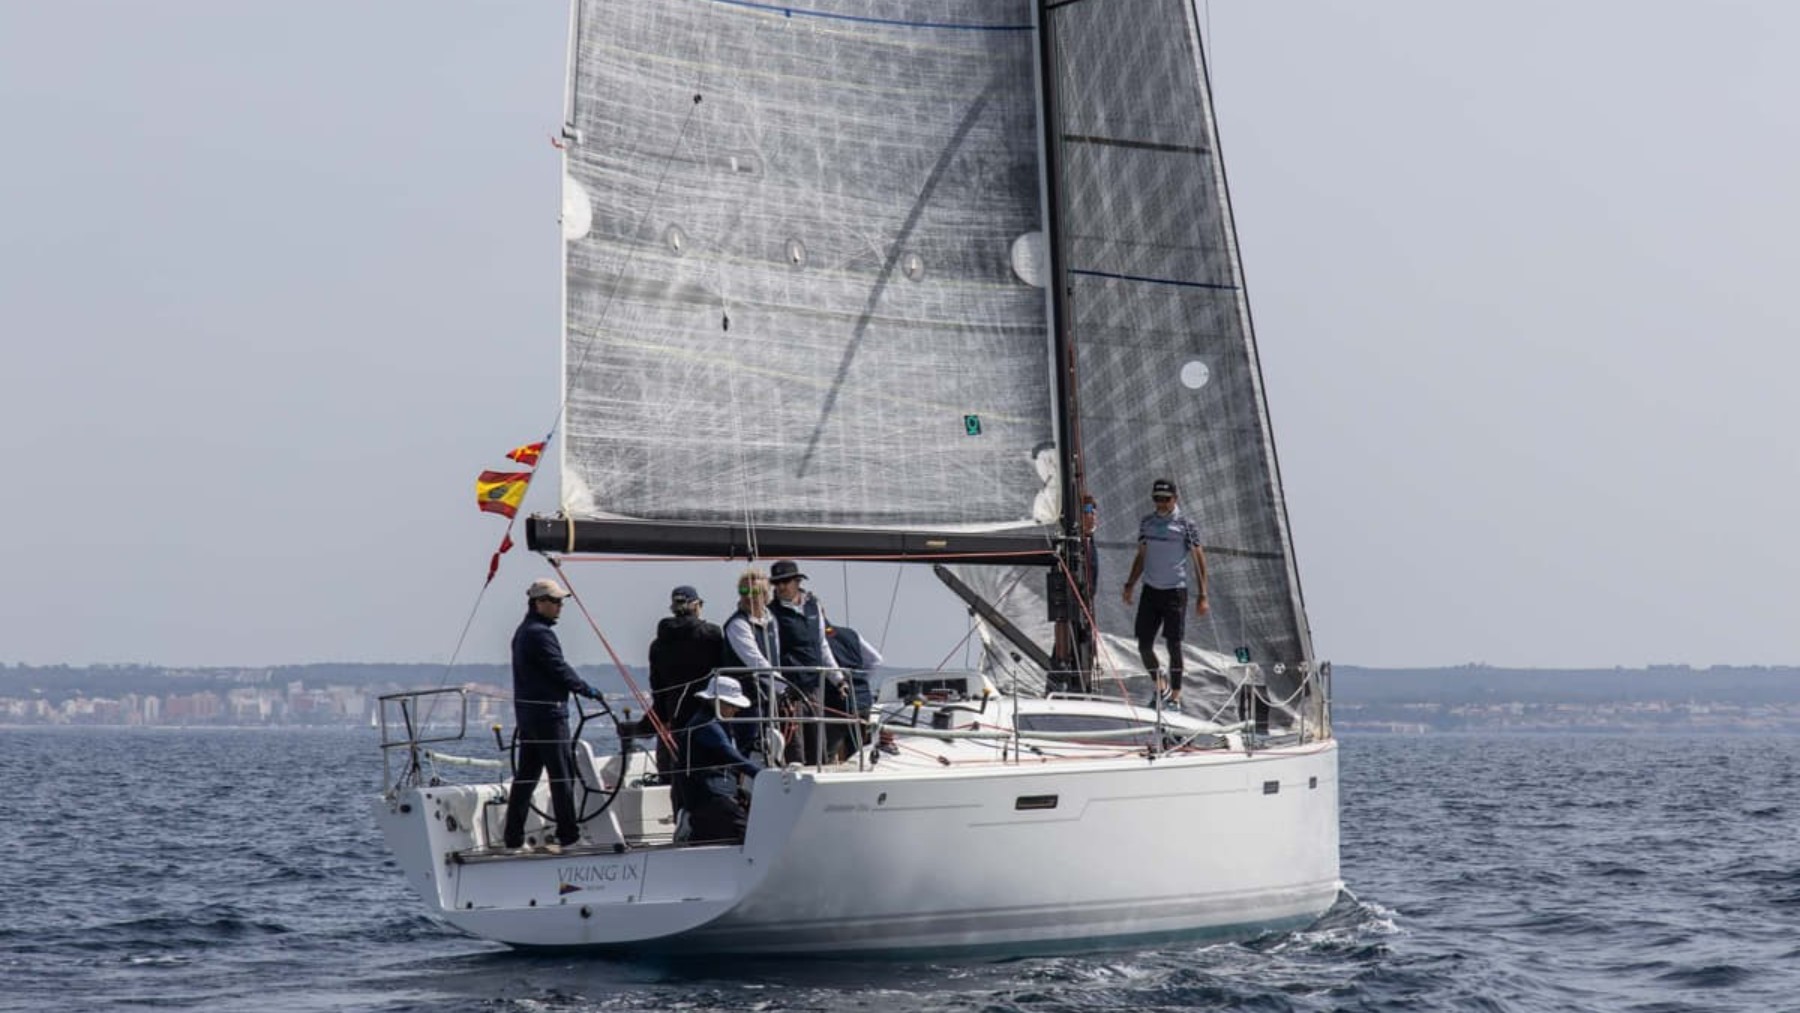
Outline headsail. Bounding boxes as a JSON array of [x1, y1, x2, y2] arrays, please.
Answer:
[[975, 0, 1317, 717], [550, 0, 1059, 557]]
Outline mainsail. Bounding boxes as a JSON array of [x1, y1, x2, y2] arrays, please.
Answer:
[[552, 0, 1058, 554]]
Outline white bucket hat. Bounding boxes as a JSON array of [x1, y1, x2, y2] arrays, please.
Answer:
[[695, 674, 752, 709]]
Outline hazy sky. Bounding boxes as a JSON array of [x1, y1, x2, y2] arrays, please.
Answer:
[[3, 2, 1795, 671]]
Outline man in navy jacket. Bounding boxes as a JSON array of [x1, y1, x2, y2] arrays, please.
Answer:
[[501, 578, 604, 851], [676, 675, 765, 844]]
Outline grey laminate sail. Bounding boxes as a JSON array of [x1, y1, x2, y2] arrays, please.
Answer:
[[1056, 0, 1311, 684], [559, 0, 1057, 540]]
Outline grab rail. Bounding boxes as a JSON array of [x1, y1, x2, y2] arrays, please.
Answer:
[[377, 687, 469, 792]]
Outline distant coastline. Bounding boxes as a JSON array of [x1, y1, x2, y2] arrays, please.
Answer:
[[2, 661, 1796, 733]]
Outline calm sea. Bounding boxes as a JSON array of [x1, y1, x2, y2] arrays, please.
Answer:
[[1, 729, 1795, 1012]]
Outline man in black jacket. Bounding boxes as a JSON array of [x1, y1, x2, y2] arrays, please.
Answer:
[[501, 578, 604, 852], [649, 584, 723, 807]]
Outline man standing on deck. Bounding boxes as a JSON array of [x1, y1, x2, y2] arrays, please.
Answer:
[[501, 577, 605, 853], [768, 559, 843, 763], [649, 584, 723, 809], [1122, 479, 1208, 708]]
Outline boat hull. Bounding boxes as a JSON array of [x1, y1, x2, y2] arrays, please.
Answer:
[[374, 740, 1340, 954]]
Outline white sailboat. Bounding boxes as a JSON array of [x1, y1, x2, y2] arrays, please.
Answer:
[[375, 0, 1340, 954]]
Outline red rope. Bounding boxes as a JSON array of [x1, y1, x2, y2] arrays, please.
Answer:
[[1052, 552, 1131, 698], [549, 559, 677, 755]]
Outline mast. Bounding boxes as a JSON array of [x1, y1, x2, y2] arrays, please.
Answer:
[[1034, 0, 1092, 684]]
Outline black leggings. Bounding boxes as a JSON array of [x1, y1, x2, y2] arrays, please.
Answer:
[[502, 715, 580, 847], [1134, 586, 1187, 690]]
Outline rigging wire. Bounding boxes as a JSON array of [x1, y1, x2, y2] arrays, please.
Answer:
[[550, 559, 676, 754], [879, 565, 903, 650], [420, 85, 712, 711]]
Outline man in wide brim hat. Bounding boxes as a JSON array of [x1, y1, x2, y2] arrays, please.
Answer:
[[676, 674, 765, 844], [768, 559, 809, 584]]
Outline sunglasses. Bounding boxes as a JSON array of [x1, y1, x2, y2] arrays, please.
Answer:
[[1081, 504, 1096, 514], [1152, 495, 1173, 502]]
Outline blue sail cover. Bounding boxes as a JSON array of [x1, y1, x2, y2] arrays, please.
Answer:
[[559, 0, 1057, 535]]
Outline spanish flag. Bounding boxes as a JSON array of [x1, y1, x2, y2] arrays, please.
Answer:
[[505, 441, 546, 467], [475, 471, 532, 518]]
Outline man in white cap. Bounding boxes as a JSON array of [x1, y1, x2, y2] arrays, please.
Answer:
[[675, 674, 765, 844], [501, 577, 605, 852]]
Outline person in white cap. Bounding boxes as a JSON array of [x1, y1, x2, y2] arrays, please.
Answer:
[[675, 674, 765, 844], [501, 577, 605, 852]]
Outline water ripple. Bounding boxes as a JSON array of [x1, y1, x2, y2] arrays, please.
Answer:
[[1, 730, 1797, 1013]]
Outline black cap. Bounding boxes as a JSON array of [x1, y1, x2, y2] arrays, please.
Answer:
[[670, 585, 700, 604], [769, 559, 808, 583], [1151, 478, 1177, 497]]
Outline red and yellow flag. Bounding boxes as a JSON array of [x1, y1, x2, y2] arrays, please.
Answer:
[[475, 471, 532, 518], [505, 441, 546, 467], [485, 533, 515, 586]]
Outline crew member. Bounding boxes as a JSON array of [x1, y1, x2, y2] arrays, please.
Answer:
[[649, 584, 722, 808], [1122, 479, 1208, 708], [768, 559, 843, 763], [501, 578, 605, 852], [676, 674, 765, 844]]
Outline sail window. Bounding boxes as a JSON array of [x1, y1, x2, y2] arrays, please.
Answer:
[[1010, 232, 1047, 288], [561, 176, 593, 242]]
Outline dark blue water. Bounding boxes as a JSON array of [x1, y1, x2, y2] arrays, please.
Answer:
[[2, 730, 1795, 1012]]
